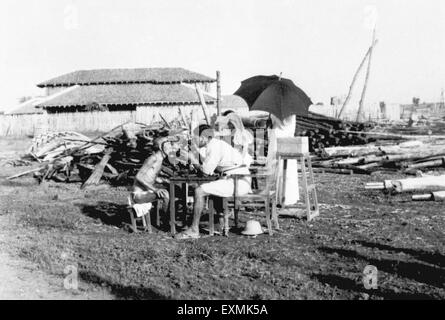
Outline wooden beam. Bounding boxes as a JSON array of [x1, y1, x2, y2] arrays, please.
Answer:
[[195, 84, 211, 126]]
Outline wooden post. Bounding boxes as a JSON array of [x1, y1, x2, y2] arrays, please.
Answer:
[[195, 84, 211, 126], [356, 27, 377, 122], [216, 71, 221, 116]]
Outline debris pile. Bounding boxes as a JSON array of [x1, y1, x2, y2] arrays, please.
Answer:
[[8, 123, 196, 187]]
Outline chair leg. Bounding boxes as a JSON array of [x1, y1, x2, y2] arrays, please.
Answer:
[[156, 200, 161, 227], [208, 197, 215, 236], [265, 197, 273, 236], [144, 210, 152, 233], [222, 198, 230, 237], [129, 208, 138, 233], [219, 214, 225, 235]]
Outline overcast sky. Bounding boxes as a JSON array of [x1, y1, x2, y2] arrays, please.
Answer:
[[0, 0, 444, 111]]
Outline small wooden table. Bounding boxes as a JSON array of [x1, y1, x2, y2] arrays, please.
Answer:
[[169, 175, 219, 236]]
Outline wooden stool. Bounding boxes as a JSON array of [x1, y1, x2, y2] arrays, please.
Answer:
[[127, 197, 161, 233], [278, 153, 319, 221]]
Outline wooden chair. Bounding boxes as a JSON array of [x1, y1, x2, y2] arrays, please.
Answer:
[[207, 164, 279, 236]]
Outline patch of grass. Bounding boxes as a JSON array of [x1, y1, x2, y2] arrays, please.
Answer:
[[2, 153, 445, 300], [18, 205, 81, 231]]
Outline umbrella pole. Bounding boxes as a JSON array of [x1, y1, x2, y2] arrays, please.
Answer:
[[216, 71, 221, 116]]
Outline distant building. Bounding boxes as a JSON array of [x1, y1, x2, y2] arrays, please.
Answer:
[[35, 68, 217, 116], [400, 102, 445, 119]]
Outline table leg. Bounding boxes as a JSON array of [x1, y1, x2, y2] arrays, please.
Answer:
[[169, 182, 176, 235], [233, 176, 239, 228], [182, 182, 188, 224]]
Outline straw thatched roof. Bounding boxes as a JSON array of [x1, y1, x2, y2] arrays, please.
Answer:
[[37, 83, 216, 109], [220, 95, 249, 110], [37, 68, 215, 87], [7, 98, 45, 115]]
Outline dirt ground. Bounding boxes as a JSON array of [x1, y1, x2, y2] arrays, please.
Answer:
[[0, 136, 444, 300]]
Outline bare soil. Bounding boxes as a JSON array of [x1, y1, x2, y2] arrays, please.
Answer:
[[0, 136, 444, 300]]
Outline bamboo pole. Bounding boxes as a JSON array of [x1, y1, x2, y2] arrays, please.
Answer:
[[357, 28, 377, 122], [337, 39, 378, 118], [216, 71, 221, 116], [158, 113, 171, 129], [6, 166, 46, 180]]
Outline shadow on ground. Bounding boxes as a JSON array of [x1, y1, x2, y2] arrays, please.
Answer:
[[311, 273, 436, 300], [79, 270, 170, 300], [77, 202, 130, 228], [351, 240, 445, 268], [77, 201, 174, 232], [319, 246, 444, 289], [313, 244, 444, 299]]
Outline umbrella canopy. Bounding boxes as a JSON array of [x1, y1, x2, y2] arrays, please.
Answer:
[[234, 75, 312, 120]]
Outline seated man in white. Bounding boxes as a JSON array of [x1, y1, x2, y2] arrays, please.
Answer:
[[175, 125, 252, 239]]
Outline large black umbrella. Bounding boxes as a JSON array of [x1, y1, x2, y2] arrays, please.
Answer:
[[234, 75, 312, 120]]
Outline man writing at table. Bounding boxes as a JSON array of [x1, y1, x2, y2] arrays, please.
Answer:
[[175, 125, 253, 240]]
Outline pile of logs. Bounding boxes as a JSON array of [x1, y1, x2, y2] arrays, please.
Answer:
[[241, 112, 377, 153], [294, 112, 376, 152], [311, 138, 445, 175]]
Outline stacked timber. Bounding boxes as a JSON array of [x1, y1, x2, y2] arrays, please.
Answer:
[[312, 139, 445, 175], [295, 112, 376, 152], [240, 112, 377, 152]]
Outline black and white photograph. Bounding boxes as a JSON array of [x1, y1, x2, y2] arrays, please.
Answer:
[[0, 0, 444, 305]]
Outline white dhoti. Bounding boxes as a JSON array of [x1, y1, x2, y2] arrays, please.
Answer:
[[278, 158, 299, 205], [200, 177, 252, 198]]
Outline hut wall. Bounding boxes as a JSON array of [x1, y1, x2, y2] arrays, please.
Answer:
[[0, 111, 135, 136], [0, 104, 218, 137], [135, 104, 217, 123]]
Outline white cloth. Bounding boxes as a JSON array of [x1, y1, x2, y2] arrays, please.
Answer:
[[200, 178, 251, 198], [266, 115, 299, 205], [128, 195, 152, 218], [201, 138, 252, 176], [200, 138, 252, 197]]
